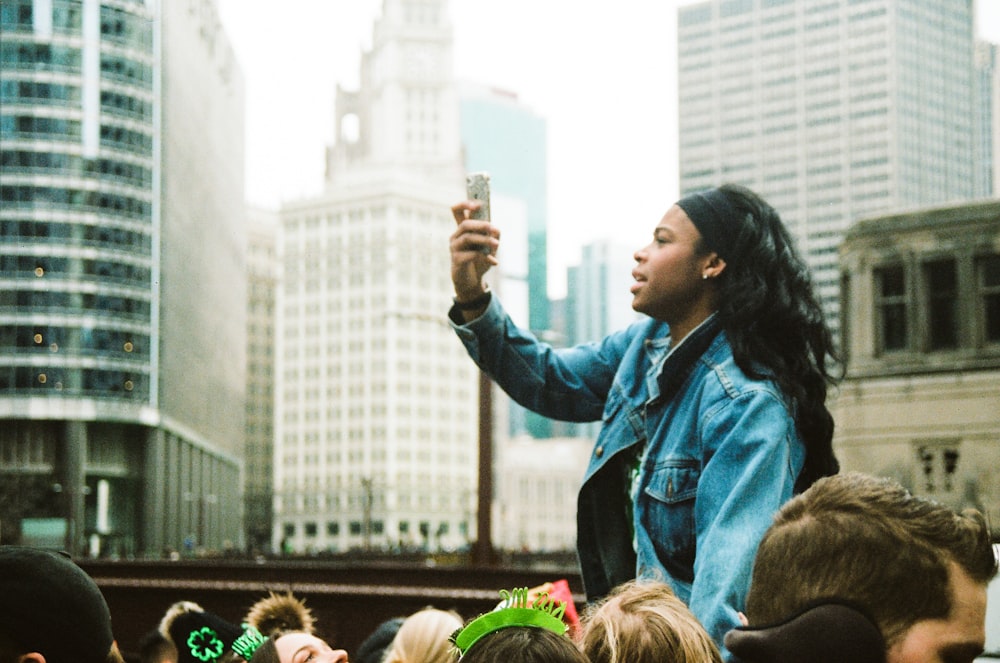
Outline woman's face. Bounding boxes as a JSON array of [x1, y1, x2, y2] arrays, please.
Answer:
[[273, 632, 349, 663], [631, 205, 716, 325]]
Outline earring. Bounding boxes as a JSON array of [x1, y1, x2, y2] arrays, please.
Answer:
[[702, 274, 709, 280]]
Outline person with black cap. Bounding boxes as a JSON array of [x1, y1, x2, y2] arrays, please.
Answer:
[[0, 545, 125, 663], [158, 592, 348, 663], [725, 471, 997, 663], [448, 183, 840, 660]]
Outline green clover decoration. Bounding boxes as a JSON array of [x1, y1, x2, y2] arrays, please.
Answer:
[[187, 626, 225, 662]]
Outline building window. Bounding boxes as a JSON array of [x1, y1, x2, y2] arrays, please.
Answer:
[[349, 521, 362, 535], [304, 522, 317, 537], [283, 523, 295, 537], [327, 521, 339, 536], [915, 441, 960, 494], [875, 265, 907, 352], [978, 254, 1000, 344], [923, 259, 957, 350]]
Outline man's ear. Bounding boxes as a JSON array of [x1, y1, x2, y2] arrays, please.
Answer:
[[18, 654, 46, 663]]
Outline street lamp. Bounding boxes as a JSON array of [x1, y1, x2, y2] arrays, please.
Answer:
[[384, 310, 496, 566], [472, 368, 496, 567]]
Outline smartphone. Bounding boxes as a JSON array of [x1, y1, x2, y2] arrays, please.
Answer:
[[465, 172, 491, 254], [466, 172, 491, 220]]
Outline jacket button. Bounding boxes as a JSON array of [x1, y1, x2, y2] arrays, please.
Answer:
[[595, 446, 604, 458]]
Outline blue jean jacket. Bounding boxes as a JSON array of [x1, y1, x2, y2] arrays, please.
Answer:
[[451, 296, 804, 660]]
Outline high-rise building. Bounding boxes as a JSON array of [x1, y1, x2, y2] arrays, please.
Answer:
[[565, 240, 640, 346], [273, 0, 479, 554], [245, 206, 278, 553], [677, 0, 981, 339], [557, 239, 641, 439], [459, 83, 549, 333], [0, 0, 246, 556], [974, 40, 998, 198]]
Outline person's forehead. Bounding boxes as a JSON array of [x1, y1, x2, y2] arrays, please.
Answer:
[[655, 205, 695, 232]]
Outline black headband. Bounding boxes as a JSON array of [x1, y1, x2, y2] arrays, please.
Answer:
[[724, 600, 886, 663], [675, 188, 741, 260]]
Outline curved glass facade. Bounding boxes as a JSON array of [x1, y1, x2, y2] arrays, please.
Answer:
[[0, 0, 155, 402], [1, 0, 246, 558]]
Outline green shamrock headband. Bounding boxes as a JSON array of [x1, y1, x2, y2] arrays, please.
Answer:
[[450, 587, 569, 657], [185, 626, 227, 662], [231, 624, 268, 660], [182, 622, 267, 662]]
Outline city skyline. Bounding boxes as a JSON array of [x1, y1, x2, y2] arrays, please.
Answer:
[[220, 1, 999, 299]]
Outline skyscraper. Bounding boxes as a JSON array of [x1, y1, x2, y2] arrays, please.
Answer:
[[0, 0, 246, 556], [566, 239, 641, 347], [557, 239, 641, 440], [677, 0, 980, 338], [974, 40, 998, 198], [273, 0, 479, 554], [245, 206, 278, 553], [459, 83, 549, 333]]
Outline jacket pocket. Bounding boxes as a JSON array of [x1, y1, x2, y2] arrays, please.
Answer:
[[641, 460, 700, 577]]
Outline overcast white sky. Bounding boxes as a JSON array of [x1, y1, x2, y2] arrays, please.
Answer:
[[217, 1, 1000, 297]]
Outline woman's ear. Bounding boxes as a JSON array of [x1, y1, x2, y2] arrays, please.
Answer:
[[702, 253, 727, 280]]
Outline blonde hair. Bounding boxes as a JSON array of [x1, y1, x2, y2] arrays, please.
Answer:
[[382, 607, 463, 663], [579, 580, 723, 663]]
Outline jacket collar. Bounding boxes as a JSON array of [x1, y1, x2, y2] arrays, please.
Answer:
[[647, 314, 722, 403]]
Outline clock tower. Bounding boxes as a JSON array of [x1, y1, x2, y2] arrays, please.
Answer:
[[326, 0, 461, 186]]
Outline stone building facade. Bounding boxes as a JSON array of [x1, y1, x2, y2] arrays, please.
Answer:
[[833, 199, 1000, 534]]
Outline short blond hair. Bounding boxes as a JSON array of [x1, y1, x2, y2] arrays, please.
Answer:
[[382, 607, 463, 663], [579, 580, 723, 663]]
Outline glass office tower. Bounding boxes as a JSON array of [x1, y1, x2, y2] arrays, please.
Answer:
[[1, 0, 246, 557]]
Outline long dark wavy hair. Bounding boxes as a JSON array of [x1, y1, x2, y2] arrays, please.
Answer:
[[710, 183, 840, 492]]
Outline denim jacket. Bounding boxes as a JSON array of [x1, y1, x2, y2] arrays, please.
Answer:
[[451, 295, 804, 659]]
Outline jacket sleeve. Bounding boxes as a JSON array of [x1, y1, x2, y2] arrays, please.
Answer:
[[449, 294, 630, 422], [690, 388, 804, 661]]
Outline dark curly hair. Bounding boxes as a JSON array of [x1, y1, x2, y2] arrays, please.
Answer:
[[710, 183, 841, 492]]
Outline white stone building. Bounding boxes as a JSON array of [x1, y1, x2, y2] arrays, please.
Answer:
[[272, 0, 480, 554]]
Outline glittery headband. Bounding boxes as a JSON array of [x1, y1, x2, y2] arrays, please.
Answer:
[[450, 587, 569, 657], [232, 624, 269, 660]]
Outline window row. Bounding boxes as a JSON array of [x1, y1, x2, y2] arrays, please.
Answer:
[[0, 366, 146, 398], [1, 219, 152, 251], [1, 42, 82, 73], [872, 254, 1000, 354], [1, 115, 153, 155], [1, 186, 152, 221], [0, 290, 151, 319], [0, 325, 148, 357], [1, 79, 81, 105], [0, 44, 152, 89], [1, 150, 153, 188], [282, 519, 460, 541], [1, 114, 80, 140], [100, 5, 153, 49], [0, 254, 151, 285], [101, 89, 153, 122], [1, 0, 87, 33], [101, 53, 153, 88]]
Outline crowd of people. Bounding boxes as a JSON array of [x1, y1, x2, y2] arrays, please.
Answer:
[[2, 185, 996, 663], [2, 472, 996, 663]]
